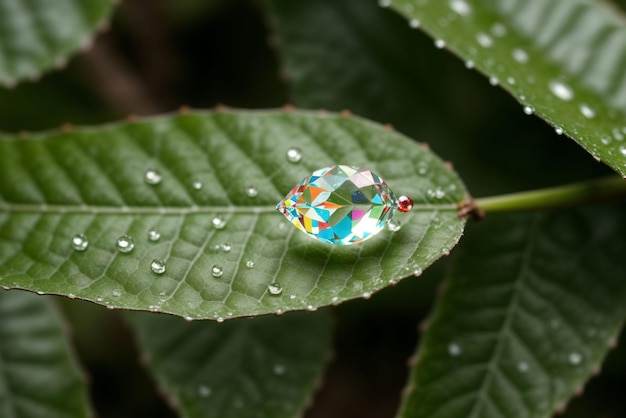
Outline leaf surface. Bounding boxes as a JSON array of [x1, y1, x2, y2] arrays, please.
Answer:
[[388, 0, 626, 177], [0, 290, 91, 418], [128, 311, 330, 418], [0, 110, 467, 319], [0, 0, 114, 87], [398, 204, 626, 418]]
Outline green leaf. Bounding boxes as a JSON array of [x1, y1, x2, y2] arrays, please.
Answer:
[[128, 311, 331, 418], [0, 0, 114, 87], [387, 0, 626, 177], [0, 110, 468, 319], [398, 204, 626, 418], [0, 290, 91, 418]]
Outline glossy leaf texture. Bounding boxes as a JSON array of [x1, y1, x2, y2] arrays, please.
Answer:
[[387, 0, 626, 177], [398, 203, 626, 418], [128, 311, 330, 418], [0, 290, 91, 418], [0, 0, 114, 88], [0, 110, 468, 320]]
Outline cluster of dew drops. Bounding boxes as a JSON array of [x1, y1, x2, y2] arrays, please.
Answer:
[[69, 147, 309, 300], [378, 0, 624, 148]]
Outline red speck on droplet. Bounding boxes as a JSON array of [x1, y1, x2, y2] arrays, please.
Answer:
[[397, 196, 413, 213]]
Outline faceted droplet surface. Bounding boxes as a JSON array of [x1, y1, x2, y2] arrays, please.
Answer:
[[276, 165, 397, 245], [192, 181, 203, 190], [72, 233, 88, 251], [116, 235, 135, 253], [151, 259, 166, 274], [145, 169, 162, 185]]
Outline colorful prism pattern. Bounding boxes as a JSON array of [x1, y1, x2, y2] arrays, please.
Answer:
[[277, 165, 397, 245]]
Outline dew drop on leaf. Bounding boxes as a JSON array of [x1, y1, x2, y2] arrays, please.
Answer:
[[147, 229, 161, 242], [512, 48, 529, 64], [409, 19, 420, 28], [246, 186, 258, 197], [523, 105, 534, 115], [448, 342, 462, 356], [198, 386, 212, 398], [619, 146, 626, 157], [286, 147, 302, 163], [569, 352, 583, 365], [434, 39, 446, 49], [273, 364, 286, 375], [579, 103, 596, 119], [72, 233, 88, 251], [449, 0, 472, 16], [192, 181, 202, 190], [212, 216, 226, 229], [268, 282, 283, 295], [211, 265, 223, 278], [144, 169, 162, 185], [387, 218, 401, 232], [518, 361, 529, 373], [112, 289, 122, 297], [245, 260, 255, 269], [221, 242, 232, 252], [115, 235, 134, 253], [151, 259, 166, 275], [476, 33, 493, 48], [549, 80, 574, 101]]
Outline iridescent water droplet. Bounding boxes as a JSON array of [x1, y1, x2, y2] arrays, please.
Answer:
[[112, 289, 122, 297], [549, 80, 574, 101], [211, 265, 223, 278], [569, 352, 582, 365], [245, 260, 255, 269], [268, 282, 283, 295], [116, 235, 134, 253], [448, 343, 462, 356], [246, 186, 258, 197], [387, 218, 401, 232], [286, 147, 302, 163], [148, 229, 161, 241], [72, 233, 89, 251], [212, 216, 226, 229], [145, 169, 162, 185], [151, 259, 166, 274], [221, 242, 232, 252], [579, 103, 595, 119]]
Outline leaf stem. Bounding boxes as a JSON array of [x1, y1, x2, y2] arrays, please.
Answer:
[[475, 176, 626, 213]]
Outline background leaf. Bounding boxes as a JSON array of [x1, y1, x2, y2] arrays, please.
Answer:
[[0, 290, 91, 418], [398, 203, 626, 418], [128, 311, 331, 418], [388, 0, 626, 177], [0, 0, 115, 87], [0, 110, 467, 320]]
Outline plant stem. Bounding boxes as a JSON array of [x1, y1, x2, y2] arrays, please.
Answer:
[[475, 176, 626, 213]]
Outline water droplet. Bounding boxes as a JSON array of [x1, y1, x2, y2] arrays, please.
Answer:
[[72, 233, 89, 251], [506, 77, 515, 85], [36, 291, 44, 295], [286, 147, 302, 163], [216, 317, 224, 323], [476, 33, 493, 48], [144, 169, 162, 185], [549, 80, 574, 101], [601, 136, 612, 145], [465, 60, 475, 69], [555, 127, 564, 135], [68, 293, 76, 299], [112, 289, 122, 297], [387, 218, 401, 232], [378, 0, 391, 7], [268, 282, 283, 295], [192, 181, 202, 190], [619, 146, 626, 157], [151, 259, 166, 274], [434, 39, 446, 49], [523, 106, 534, 115], [362, 292, 372, 299], [289, 294, 297, 300], [212, 216, 226, 229], [448, 343, 462, 356], [512, 48, 529, 64], [409, 19, 420, 28], [246, 186, 258, 197], [148, 229, 161, 241], [211, 265, 223, 278], [149, 305, 160, 312], [245, 260, 255, 269], [221, 242, 232, 252], [449, 0, 472, 16], [579, 103, 595, 119], [489, 76, 499, 86], [198, 385, 212, 398], [569, 352, 583, 365], [307, 305, 317, 312], [490, 23, 507, 37], [413, 268, 423, 277], [273, 364, 286, 375], [115, 235, 135, 253], [518, 361, 529, 373]]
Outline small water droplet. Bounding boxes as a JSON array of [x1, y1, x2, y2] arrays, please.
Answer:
[[434, 39, 446, 49], [151, 259, 166, 274], [409, 19, 420, 28], [489, 77, 499, 86], [36, 291, 44, 295], [523, 105, 534, 115], [145, 169, 162, 185], [490, 23, 507, 37], [449, 0, 472, 16], [506, 77, 515, 85], [216, 317, 224, 323], [148, 229, 161, 241], [378, 0, 391, 7], [512, 48, 529, 64], [307, 305, 317, 312], [273, 364, 286, 375], [198, 385, 212, 398], [212, 216, 226, 229], [579, 103, 595, 119], [116, 235, 134, 253], [211, 265, 223, 278], [112, 289, 122, 297], [518, 361, 529, 373], [289, 294, 297, 300], [413, 268, 423, 277], [476, 33, 494, 48], [448, 343, 462, 356], [268, 282, 283, 295], [286, 147, 302, 163], [221, 242, 232, 252], [245, 260, 255, 269], [549, 80, 574, 101], [72, 233, 89, 251], [149, 305, 160, 312], [192, 181, 202, 190], [246, 186, 258, 197], [362, 292, 372, 299], [569, 352, 583, 365], [555, 127, 564, 135], [465, 60, 475, 69], [619, 146, 626, 157], [387, 218, 401, 232], [68, 293, 76, 299]]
